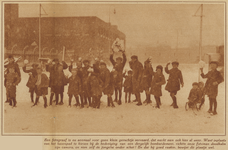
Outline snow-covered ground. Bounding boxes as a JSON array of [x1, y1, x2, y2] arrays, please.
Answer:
[[3, 64, 225, 134]]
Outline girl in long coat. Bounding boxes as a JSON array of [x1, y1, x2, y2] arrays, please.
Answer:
[[150, 65, 166, 108]]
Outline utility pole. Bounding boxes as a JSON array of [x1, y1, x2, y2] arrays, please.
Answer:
[[39, 4, 41, 59], [193, 4, 204, 82]]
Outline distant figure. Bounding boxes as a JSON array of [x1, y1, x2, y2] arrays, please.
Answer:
[[5, 67, 21, 107], [165, 61, 184, 109], [129, 55, 143, 106], [150, 65, 166, 109], [110, 50, 127, 105], [200, 61, 224, 115]]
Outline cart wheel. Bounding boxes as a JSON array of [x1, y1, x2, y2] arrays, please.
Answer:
[[185, 102, 189, 111]]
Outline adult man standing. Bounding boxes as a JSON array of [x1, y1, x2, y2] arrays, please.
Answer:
[[110, 51, 127, 105], [129, 55, 143, 106]]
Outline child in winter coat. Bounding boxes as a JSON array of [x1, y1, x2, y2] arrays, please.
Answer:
[[5, 67, 21, 107], [200, 61, 224, 115], [33, 67, 49, 108], [123, 70, 133, 103], [165, 61, 184, 109], [67, 68, 82, 107], [187, 82, 199, 108], [23, 63, 38, 103], [150, 65, 166, 108], [87, 68, 103, 109]]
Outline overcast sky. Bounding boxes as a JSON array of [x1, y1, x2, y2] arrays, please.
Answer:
[[19, 3, 224, 48]]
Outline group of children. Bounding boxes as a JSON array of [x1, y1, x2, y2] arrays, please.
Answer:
[[4, 53, 224, 115]]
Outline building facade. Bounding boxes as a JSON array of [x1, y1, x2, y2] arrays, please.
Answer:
[[4, 4, 126, 62]]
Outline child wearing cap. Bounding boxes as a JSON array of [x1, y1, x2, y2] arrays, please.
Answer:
[[23, 62, 38, 103], [165, 61, 184, 109], [67, 68, 82, 107], [200, 61, 224, 115], [4, 55, 21, 103], [187, 82, 199, 108], [141, 58, 153, 104], [123, 70, 133, 103], [99, 62, 115, 107], [46, 58, 68, 106], [87, 68, 103, 109], [81, 60, 92, 106], [129, 55, 144, 106], [110, 51, 127, 105], [150, 65, 166, 108], [4, 67, 21, 107], [32, 67, 49, 108]]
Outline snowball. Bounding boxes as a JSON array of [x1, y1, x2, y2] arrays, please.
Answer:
[[198, 60, 206, 69], [24, 59, 29, 64]]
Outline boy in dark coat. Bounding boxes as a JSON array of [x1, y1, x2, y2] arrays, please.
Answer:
[[123, 70, 133, 103], [5, 67, 21, 107], [200, 61, 224, 115], [141, 58, 153, 104], [110, 51, 127, 105], [87, 68, 103, 108], [69, 60, 84, 106], [46, 58, 68, 105], [67, 68, 82, 107], [4, 55, 21, 103], [99, 62, 115, 107], [129, 55, 143, 106], [32, 67, 49, 108], [23, 63, 38, 103], [150, 65, 166, 108], [187, 82, 199, 108], [81, 60, 92, 106], [165, 61, 184, 109]]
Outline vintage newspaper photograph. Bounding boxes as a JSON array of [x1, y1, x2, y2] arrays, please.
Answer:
[[0, 0, 227, 150]]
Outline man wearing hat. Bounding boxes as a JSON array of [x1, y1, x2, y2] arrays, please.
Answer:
[[23, 62, 39, 103], [129, 55, 143, 106], [200, 61, 224, 115], [99, 62, 115, 107], [110, 51, 127, 105], [165, 61, 184, 109], [46, 58, 68, 105]]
